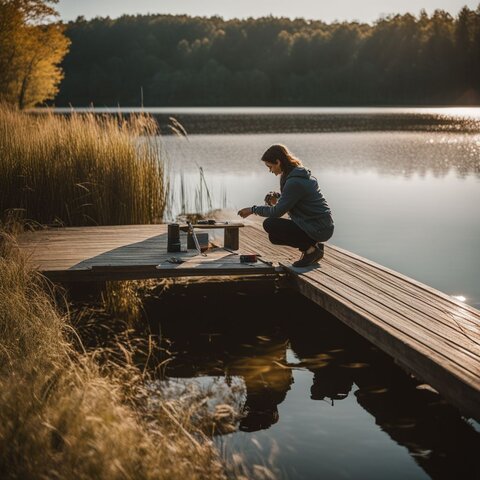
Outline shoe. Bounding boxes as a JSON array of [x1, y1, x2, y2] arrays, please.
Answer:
[[292, 243, 324, 267]]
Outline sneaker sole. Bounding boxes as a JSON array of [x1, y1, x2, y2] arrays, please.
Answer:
[[292, 250, 324, 267]]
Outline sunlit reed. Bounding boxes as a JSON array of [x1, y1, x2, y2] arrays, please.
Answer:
[[0, 234, 234, 479], [0, 105, 167, 226]]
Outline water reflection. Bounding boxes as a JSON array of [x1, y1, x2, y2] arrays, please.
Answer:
[[50, 106, 480, 134], [145, 286, 480, 479], [162, 130, 480, 308], [234, 341, 291, 432], [163, 131, 480, 179], [159, 322, 293, 432], [154, 111, 480, 136], [291, 322, 480, 479]]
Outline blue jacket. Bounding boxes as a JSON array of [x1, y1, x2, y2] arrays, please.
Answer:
[[254, 167, 333, 241]]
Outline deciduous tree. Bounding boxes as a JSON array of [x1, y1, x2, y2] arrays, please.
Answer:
[[0, 0, 70, 108]]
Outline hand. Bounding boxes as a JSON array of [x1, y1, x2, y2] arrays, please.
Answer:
[[265, 195, 278, 206], [264, 191, 280, 206], [237, 207, 253, 218]]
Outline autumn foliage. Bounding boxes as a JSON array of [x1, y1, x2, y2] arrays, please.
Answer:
[[0, 0, 70, 108]]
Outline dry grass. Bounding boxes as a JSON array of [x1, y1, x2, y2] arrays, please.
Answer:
[[0, 234, 233, 480], [0, 106, 277, 479], [0, 104, 167, 226]]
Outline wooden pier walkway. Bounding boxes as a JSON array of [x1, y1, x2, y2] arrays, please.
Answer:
[[17, 223, 480, 420], [16, 224, 276, 281]]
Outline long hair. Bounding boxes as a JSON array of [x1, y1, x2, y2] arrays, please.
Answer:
[[261, 144, 303, 190]]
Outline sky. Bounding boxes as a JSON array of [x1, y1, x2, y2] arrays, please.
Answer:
[[56, 0, 479, 24]]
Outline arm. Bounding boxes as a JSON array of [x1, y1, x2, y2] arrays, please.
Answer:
[[254, 179, 305, 218]]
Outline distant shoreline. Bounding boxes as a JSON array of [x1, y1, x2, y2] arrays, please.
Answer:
[[34, 106, 480, 114], [29, 107, 480, 135]]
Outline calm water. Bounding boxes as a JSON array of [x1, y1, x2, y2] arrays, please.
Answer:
[[52, 106, 480, 134], [144, 287, 480, 480], [54, 106, 480, 304], [61, 107, 480, 478], [149, 108, 480, 479], [162, 127, 480, 308]]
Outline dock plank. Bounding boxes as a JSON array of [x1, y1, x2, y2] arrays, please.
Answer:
[[299, 267, 479, 379]]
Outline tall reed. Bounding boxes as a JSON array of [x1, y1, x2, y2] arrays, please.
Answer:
[[0, 105, 167, 226], [0, 234, 232, 479]]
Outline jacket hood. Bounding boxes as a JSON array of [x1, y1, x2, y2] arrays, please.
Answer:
[[286, 166, 311, 179]]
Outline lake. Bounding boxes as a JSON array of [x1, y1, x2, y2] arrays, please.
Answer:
[[57, 107, 480, 479], [145, 282, 480, 480], [151, 107, 480, 479], [156, 107, 480, 309]]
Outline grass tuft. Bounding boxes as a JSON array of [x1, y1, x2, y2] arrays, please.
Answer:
[[0, 105, 167, 226], [0, 235, 229, 480]]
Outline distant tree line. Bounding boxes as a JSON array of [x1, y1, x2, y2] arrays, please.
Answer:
[[54, 6, 480, 106]]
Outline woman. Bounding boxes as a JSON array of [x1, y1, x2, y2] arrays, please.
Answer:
[[238, 144, 334, 267]]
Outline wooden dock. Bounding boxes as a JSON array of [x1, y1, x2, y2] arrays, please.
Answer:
[[16, 223, 480, 420], [15, 224, 276, 281]]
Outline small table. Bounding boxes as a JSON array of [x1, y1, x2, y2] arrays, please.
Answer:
[[179, 222, 244, 250]]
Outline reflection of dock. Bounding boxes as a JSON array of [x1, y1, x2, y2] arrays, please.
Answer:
[[150, 300, 480, 478], [17, 222, 480, 420]]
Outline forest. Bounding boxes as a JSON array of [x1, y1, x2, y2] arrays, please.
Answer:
[[54, 6, 480, 106]]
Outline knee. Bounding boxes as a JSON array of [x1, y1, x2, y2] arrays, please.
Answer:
[[318, 225, 334, 243], [263, 217, 275, 233], [268, 234, 281, 245]]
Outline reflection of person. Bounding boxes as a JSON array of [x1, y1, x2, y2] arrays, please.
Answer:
[[238, 144, 334, 267], [239, 377, 289, 432], [233, 340, 293, 432]]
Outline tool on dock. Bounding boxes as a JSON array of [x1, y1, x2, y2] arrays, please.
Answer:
[[187, 221, 207, 256], [166, 256, 185, 264], [257, 257, 274, 266], [187, 232, 209, 250], [197, 219, 230, 226], [197, 219, 217, 225], [240, 254, 258, 263], [223, 247, 273, 266]]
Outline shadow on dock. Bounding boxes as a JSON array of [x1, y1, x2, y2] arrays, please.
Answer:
[[72, 232, 169, 270]]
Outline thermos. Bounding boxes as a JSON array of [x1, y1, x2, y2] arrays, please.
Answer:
[[167, 223, 181, 252]]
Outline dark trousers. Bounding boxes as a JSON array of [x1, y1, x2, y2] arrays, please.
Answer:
[[263, 217, 332, 252]]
